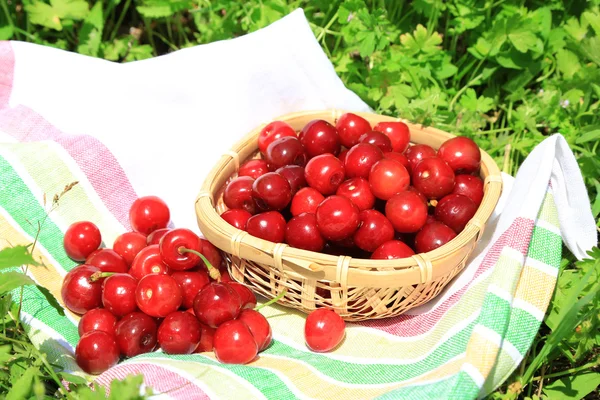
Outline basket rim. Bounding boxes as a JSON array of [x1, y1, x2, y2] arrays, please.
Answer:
[[195, 109, 503, 287]]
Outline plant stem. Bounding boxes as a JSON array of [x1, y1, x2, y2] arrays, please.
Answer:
[[255, 289, 287, 311], [179, 248, 221, 281], [502, 143, 511, 174], [316, 10, 338, 42], [449, 73, 483, 111], [532, 358, 600, 381], [0, 0, 16, 39], [109, 0, 132, 41]]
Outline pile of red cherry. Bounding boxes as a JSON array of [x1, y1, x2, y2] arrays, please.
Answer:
[[61, 196, 345, 375], [220, 113, 484, 259]]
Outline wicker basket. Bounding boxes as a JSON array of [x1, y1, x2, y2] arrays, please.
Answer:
[[195, 110, 502, 321]]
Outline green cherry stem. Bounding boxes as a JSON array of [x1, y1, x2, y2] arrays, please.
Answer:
[[89, 271, 115, 282], [179, 248, 221, 281], [255, 289, 287, 312]]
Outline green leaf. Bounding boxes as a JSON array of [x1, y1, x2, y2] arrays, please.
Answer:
[[400, 24, 442, 55], [582, 9, 600, 36], [50, 0, 89, 20], [576, 129, 600, 144], [564, 16, 588, 41], [125, 45, 154, 61], [0, 293, 12, 317], [36, 284, 65, 316], [0, 344, 12, 366], [0, 245, 40, 271], [459, 89, 494, 113], [543, 372, 600, 399], [137, 0, 193, 18], [24, 1, 62, 30], [0, 25, 14, 40], [6, 366, 38, 400], [557, 49, 582, 79], [0, 271, 36, 295], [531, 7, 552, 40], [548, 28, 566, 53], [356, 31, 376, 58], [78, 1, 104, 57], [496, 49, 531, 70], [508, 29, 538, 53], [59, 372, 89, 385]]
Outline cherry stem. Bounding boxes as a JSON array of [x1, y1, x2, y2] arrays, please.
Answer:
[[255, 289, 287, 312], [89, 271, 115, 282], [179, 247, 221, 281]]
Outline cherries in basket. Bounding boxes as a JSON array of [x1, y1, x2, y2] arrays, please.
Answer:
[[221, 113, 485, 258]]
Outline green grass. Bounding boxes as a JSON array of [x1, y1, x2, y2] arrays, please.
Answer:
[[0, 0, 599, 399]]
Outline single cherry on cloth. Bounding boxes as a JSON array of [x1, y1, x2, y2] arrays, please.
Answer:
[[63, 221, 102, 262], [159, 228, 203, 271], [452, 174, 484, 206], [405, 144, 437, 171], [371, 240, 415, 259], [276, 165, 307, 196], [246, 211, 286, 243], [437, 136, 481, 174], [373, 121, 411, 153], [113, 231, 147, 266], [414, 221, 457, 253], [237, 309, 272, 351], [86, 249, 129, 273], [195, 322, 216, 353], [304, 308, 345, 352], [353, 209, 395, 252], [412, 157, 456, 200], [286, 213, 325, 252], [115, 311, 158, 357], [434, 194, 478, 233], [193, 282, 242, 328], [385, 190, 428, 233], [336, 177, 375, 211], [290, 187, 325, 216], [227, 282, 257, 309], [252, 172, 292, 211], [304, 153, 346, 195], [238, 159, 270, 180], [344, 143, 383, 179], [258, 121, 297, 154], [172, 270, 210, 309], [61, 264, 103, 314], [136, 274, 182, 318], [369, 158, 410, 200], [129, 244, 170, 280], [129, 195, 170, 235], [76, 330, 120, 375], [265, 136, 307, 170], [223, 176, 257, 214], [78, 308, 117, 336], [315, 195, 360, 241], [299, 119, 341, 158], [336, 112, 372, 148], [157, 311, 203, 354], [101, 273, 138, 317], [383, 152, 410, 171], [213, 319, 258, 364], [147, 228, 170, 245], [358, 131, 393, 152], [221, 209, 252, 231]]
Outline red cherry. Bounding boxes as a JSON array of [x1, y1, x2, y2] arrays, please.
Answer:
[[299, 119, 341, 158], [238, 159, 270, 179], [434, 194, 478, 233], [213, 320, 258, 364], [285, 213, 325, 252], [195, 322, 216, 353], [338, 149, 349, 165], [221, 209, 252, 231], [336, 177, 375, 211], [412, 157, 455, 200], [353, 210, 395, 252], [438, 136, 481, 174], [373, 121, 410, 153], [371, 240, 415, 259], [136, 274, 182, 318], [237, 309, 272, 351], [159, 228, 202, 271], [172, 271, 210, 309], [157, 311, 202, 354], [304, 308, 345, 352], [369, 159, 410, 200], [75, 330, 119, 375], [199, 239, 224, 272], [146, 228, 170, 245], [265, 136, 307, 170], [227, 282, 257, 309], [84, 249, 102, 264], [414, 222, 457, 253], [405, 144, 437, 171], [129, 244, 170, 280], [129, 196, 170, 235], [290, 187, 325, 216], [358, 131, 393, 152], [61, 265, 103, 314], [246, 211, 286, 243], [258, 121, 296, 154], [344, 143, 383, 179], [315, 195, 360, 241], [113, 232, 147, 266], [115, 312, 158, 357], [252, 172, 292, 211], [224, 176, 257, 214], [78, 308, 117, 337], [304, 154, 345, 195], [193, 282, 242, 328], [102, 273, 138, 317], [63, 221, 102, 262], [336, 113, 372, 148], [86, 249, 128, 273], [385, 191, 428, 233], [276, 165, 307, 196], [452, 175, 484, 206], [383, 152, 410, 171]]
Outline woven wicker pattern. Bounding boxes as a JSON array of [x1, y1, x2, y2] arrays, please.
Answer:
[[195, 110, 503, 321]]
